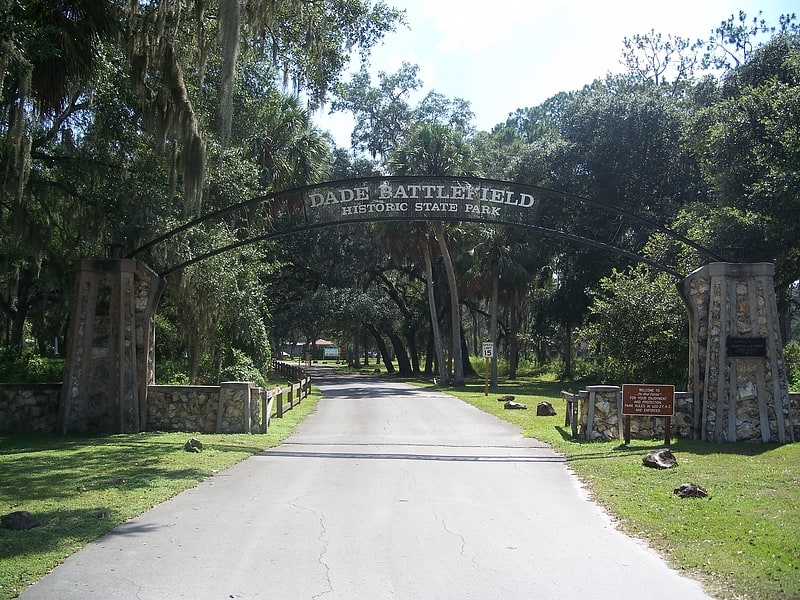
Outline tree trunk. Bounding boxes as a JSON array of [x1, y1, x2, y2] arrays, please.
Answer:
[[424, 327, 434, 375], [352, 336, 361, 367], [405, 326, 420, 374], [377, 273, 421, 374], [563, 323, 573, 378], [460, 326, 477, 377], [472, 309, 479, 361], [386, 330, 413, 375], [188, 343, 201, 384], [423, 238, 448, 384], [489, 259, 499, 387], [365, 324, 395, 374], [0, 264, 39, 349], [509, 291, 520, 379], [434, 222, 463, 386]]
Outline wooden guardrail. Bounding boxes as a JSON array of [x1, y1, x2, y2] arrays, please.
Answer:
[[268, 360, 312, 419], [561, 390, 580, 439]]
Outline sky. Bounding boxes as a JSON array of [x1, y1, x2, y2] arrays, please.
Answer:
[[317, 0, 797, 147]]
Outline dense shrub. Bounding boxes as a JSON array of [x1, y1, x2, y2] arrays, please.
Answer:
[[786, 341, 800, 392], [217, 348, 268, 388], [155, 358, 190, 385], [579, 266, 688, 388], [0, 347, 64, 383]]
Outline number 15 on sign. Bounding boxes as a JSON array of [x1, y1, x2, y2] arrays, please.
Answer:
[[482, 342, 493, 396]]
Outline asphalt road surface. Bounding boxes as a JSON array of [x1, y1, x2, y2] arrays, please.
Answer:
[[20, 366, 712, 599]]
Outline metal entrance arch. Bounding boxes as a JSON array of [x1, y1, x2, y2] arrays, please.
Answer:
[[60, 177, 793, 442], [128, 176, 723, 278]]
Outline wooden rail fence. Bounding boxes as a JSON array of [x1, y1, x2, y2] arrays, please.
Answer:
[[268, 360, 312, 420]]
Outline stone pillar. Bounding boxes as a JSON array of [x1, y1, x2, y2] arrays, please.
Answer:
[[679, 263, 793, 443], [60, 259, 164, 434]]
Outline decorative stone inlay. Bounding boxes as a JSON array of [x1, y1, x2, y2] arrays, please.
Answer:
[[679, 263, 794, 443]]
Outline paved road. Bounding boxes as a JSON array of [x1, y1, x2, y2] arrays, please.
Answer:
[[21, 367, 711, 599]]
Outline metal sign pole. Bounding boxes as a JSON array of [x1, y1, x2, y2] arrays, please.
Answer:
[[481, 342, 493, 396]]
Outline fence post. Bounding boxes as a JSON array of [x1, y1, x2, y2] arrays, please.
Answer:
[[268, 361, 312, 417], [262, 389, 271, 433], [244, 384, 252, 434], [276, 387, 284, 418]]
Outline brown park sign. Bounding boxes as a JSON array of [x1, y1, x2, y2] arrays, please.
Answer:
[[622, 384, 675, 417]]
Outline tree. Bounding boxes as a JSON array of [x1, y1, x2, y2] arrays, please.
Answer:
[[560, 76, 703, 226], [331, 62, 475, 160], [120, 0, 402, 210], [0, 0, 401, 365], [0, 0, 120, 113], [701, 10, 798, 73], [389, 123, 478, 386], [462, 225, 505, 386], [0, 0, 123, 350], [331, 62, 423, 158], [691, 33, 800, 293], [621, 29, 699, 88], [581, 265, 689, 387], [422, 235, 448, 383]]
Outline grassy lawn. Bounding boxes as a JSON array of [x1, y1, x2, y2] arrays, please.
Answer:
[[3, 374, 799, 600], [441, 377, 800, 600], [0, 391, 321, 600]]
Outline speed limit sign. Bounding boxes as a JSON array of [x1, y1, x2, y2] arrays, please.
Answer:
[[482, 342, 494, 358]]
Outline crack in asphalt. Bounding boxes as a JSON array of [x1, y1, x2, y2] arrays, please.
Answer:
[[288, 499, 333, 600], [436, 513, 470, 563]]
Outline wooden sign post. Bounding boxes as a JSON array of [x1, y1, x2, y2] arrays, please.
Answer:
[[621, 384, 675, 445]]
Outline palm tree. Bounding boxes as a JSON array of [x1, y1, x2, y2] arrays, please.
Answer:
[[0, 0, 119, 113], [0, 0, 120, 348], [389, 123, 478, 386], [246, 92, 329, 192]]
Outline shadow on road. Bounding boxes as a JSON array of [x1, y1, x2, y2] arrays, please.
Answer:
[[260, 448, 565, 463]]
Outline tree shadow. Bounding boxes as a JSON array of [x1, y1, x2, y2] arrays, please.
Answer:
[[0, 433, 263, 505], [0, 506, 122, 559], [552, 425, 784, 459]]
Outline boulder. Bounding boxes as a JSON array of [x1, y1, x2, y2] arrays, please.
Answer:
[[504, 401, 527, 410], [1, 510, 42, 530], [497, 395, 515, 402], [673, 483, 709, 498], [184, 437, 203, 453], [536, 401, 557, 416], [642, 448, 677, 469]]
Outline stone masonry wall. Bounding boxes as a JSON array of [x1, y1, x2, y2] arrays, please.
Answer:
[[59, 259, 163, 434], [0, 384, 62, 433], [578, 388, 800, 442], [1, 382, 268, 434], [147, 385, 222, 433], [3, 382, 798, 440], [147, 382, 266, 434], [578, 386, 698, 441]]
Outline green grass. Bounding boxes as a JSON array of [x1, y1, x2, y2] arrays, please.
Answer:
[[0, 390, 321, 600], [3, 375, 799, 600], [440, 377, 800, 600]]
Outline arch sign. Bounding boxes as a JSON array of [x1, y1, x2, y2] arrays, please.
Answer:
[[308, 178, 537, 220], [61, 176, 790, 443], [130, 176, 720, 278]]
